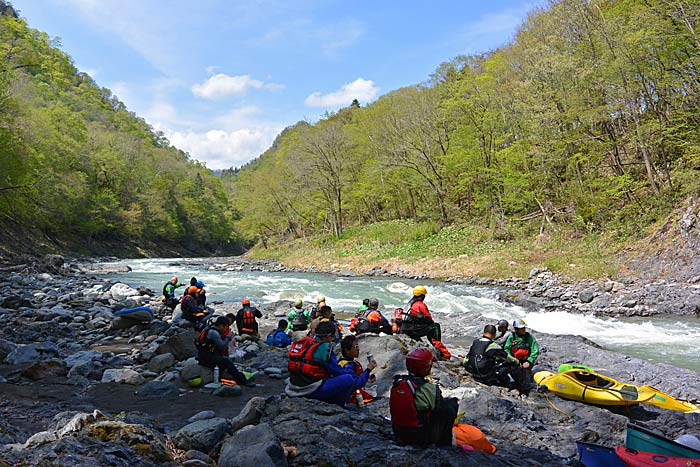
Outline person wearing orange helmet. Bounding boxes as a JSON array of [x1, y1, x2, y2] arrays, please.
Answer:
[[235, 297, 263, 338], [390, 348, 457, 446], [399, 286, 451, 360]]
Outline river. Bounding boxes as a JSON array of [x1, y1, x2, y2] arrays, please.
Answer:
[[102, 258, 700, 373]]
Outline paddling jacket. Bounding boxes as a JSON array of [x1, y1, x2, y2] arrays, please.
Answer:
[[336, 357, 371, 389], [266, 328, 292, 348], [504, 332, 539, 364], [181, 294, 204, 319], [162, 282, 182, 300], [236, 305, 262, 335], [464, 337, 518, 377], [390, 375, 439, 436], [287, 308, 311, 331]]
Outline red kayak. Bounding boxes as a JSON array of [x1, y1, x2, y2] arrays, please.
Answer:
[[615, 446, 700, 467]]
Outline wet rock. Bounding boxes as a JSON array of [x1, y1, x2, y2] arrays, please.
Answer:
[[137, 380, 179, 398], [147, 352, 175, 372], [229, 397, 264, 432], [173, 417, 231, 452], [218, 423, 287, 467], [100, 368, 145, 385], [4, 342, 60, 364]]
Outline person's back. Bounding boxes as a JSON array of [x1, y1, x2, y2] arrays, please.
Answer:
[[266, 319, 292, 348], [236, 298, 262, 336], [287, 299, 310, 332], [464, 325, 520, 387], [400, 287, 451, 360]]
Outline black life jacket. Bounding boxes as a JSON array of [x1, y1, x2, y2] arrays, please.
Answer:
[[288, 336, 328, 385], [465, 337, 494, 377], [291, 309, 309, 331], [390, 375, 425, 430], [162, 282, 173, 298], [194, 326, 222, 354]]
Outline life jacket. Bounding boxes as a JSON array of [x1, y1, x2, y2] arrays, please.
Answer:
[[510, 334, 532, 362], [291, 310, 309, 331], [390, 375, 425, 430], [181, 294, 201, 316], [241, 307, 256, 334], [465, 338, 494, 377], [318, 316, 343, 338], [162, 282, 174, 299], [287, 336, 328, 384], [193, 326, 224, 355]]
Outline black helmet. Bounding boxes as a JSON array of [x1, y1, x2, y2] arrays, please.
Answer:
[[497, 319, 509, 330]]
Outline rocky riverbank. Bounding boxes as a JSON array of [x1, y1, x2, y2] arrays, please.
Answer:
[[0, 256, 698, 466]]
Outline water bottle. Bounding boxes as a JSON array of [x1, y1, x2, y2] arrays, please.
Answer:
[[356, 390, 364, 408], [213, 365, 220, 383], [367, 352, 376, 365]]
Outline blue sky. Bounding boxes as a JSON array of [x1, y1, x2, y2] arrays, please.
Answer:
[[12, 0, 537, 169]]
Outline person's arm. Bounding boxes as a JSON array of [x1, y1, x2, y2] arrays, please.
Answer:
[[527, 335, 539, 364], [207, 330, 229, 352], [503, 334, 513, 355], [485, 342, 519, 364], [253, 307, 263, 318], [276, 331, 292, 347]]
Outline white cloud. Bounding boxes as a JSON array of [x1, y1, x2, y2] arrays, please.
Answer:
[[192, 73, 283, 100], [305, 78, 379, 108], [461, 4, 535, 48], [165, 127, 283, 170]]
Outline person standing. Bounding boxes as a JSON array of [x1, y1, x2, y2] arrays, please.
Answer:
[[400, 286, 451, 359]]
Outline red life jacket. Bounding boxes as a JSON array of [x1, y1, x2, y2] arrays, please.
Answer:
[[241, 308, 256, 334], [287, 336, 328, 382], [390, 375, 423, 430], [510, 334, 532, 362]]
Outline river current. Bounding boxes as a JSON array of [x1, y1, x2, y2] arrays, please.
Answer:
[[103, 258, 700, 373]]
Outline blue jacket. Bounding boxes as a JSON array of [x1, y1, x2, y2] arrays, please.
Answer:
[[266, 328, 292, 348]]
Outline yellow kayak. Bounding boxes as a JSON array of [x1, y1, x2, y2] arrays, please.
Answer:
[[534, 369, 700, 413]]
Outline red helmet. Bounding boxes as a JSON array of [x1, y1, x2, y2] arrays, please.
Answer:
[[242, 298, 251, 305], [406, 348, 433, 376]]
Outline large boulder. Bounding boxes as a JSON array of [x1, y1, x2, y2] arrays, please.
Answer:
[[109, 283, 140, 301], [147, 353, 175, 373], [137, 381, 179, 399], [156, 331, 198, 361], [22, 359, 67, 380], [0, 338, 17, 361], [180, 361, 214, 385], [173, 417, 230, 452], [4, 342, 60, 365], [100, 369, 145, 385], [218, 423, 287, 467]]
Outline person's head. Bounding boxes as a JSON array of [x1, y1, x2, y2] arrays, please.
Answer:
[[368, 297, 379, 310], [412, 285, 427, 299], [196, 280, 205, 289], [214, 315, 228, 332], [362, 298, 370, 307], [315, 321, 336, 341], [316, 295, 326, 304], [406, 347, 433, 376], [497, 319, 509, 334], [170, 276, 178, 285], [293, 298, 303, 309], [277, 319, 288, 330], [242, 298, 251, 306], [340, 335, 359, 358], [319, 305, 333, 317], [483, 324, 497, 339], [225, 313, 235, 325], [190, 277, 197, 286], [513, 319, 528, 335], [187, 286, 200, 296]]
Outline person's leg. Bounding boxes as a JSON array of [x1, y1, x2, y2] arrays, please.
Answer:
[[427, 323, 451, 359], [211, 354, 247, 385], [309, 375, 355, 407], [429, 397, 459, 446]]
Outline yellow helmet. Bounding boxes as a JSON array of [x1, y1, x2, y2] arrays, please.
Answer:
[[316, 295, 326, 303], [413, 285, 428, 297]]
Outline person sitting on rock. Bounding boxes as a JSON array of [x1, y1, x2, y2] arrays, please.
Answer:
[[309, 305, 342, 342], [337, 335, 377, 406], [162, 276, 185, 310], [504, 319, 539, 393], [287, 299, 311, 333], [390, 347, 458, 446], [495, 319, 510, 346], [193, 280, 207, 307], [399, 286, 451, 360], [235, 298, 262, 339], [309, 295, 326, 320], [266, 319, 292, 348], [463, 324, 527, 393], [357, 298, 370, 317], [285, 321, 367, 407], [180, 290, 209, 328], [195, 316, 251, 386], [352, 297, 393, 335]]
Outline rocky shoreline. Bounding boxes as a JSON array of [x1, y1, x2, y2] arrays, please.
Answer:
[[0, 255, 698, 466]]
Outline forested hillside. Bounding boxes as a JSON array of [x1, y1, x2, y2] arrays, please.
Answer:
[[227, 0, 700, 249], [0, 2, 243, 259]]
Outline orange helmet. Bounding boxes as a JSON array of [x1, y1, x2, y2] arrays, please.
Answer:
[[242, 298, 251, 305], [406, 348, 433, 376]]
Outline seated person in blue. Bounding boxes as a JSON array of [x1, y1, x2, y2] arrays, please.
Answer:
[[266, 319, 292, 348], [285, 321, 376, 407]]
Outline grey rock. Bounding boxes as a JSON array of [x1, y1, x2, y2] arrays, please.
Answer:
[[22, 359, 67, 380], [100, 368, 145, 385], [147, 352, 175, 373], [156, 331, 198, 361], [68, 360, 95, 379], [213, 384, 242, 397], [184, 449, 213, 463], [180, 362, 214, 384], [218, 423, 287, 467], [182, 460, 209, 467], [187, 410, 216, 423], [173, 417, 230, 452], [229, 397, 264, 432], [64, 350, 102, 368], [137, 381, 179, 398], [1, 295, 32, 309], [578, 288, 595, 303], [5, 342, 60, 365], [0, 337, 17, 360]]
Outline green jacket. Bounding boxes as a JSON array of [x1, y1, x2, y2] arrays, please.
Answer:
[[413, 379, 440, 413], [504, 331, 539, 365], [286, 308, 311, 331]]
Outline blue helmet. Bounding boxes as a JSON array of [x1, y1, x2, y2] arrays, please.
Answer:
[[196, 281, 205, 288]]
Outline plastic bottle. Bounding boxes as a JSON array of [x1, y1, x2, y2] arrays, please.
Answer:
[[213, 365, 220, 383], [356, 390, 365, 408]]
